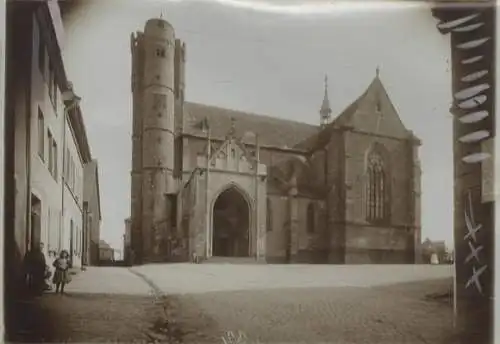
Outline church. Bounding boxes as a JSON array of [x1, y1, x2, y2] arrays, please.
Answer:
[[127, 17, 422, 265]]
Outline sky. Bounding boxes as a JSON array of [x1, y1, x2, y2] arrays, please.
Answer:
[[61, 0, 454, 251]]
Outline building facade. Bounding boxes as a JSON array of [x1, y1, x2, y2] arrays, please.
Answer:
[[129, 18, 422, 265], [99, 240, 115, 262], [83, 159, 102, 266], [4, 0, 94, 302]]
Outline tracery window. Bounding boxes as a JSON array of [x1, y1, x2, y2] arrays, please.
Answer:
[[366, 150, 388, 222], [307, 202, 315, 233]]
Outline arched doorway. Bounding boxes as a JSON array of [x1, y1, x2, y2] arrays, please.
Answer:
[[212, 187, 250, 257]]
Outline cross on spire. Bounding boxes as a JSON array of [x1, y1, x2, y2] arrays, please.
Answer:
[[376, 65, 380, 77]]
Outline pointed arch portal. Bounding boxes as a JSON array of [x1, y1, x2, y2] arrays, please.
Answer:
[[212, 186, 250, 257]]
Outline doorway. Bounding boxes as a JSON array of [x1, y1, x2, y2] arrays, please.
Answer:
[[30, 194, 42, 252], [212, 187, 250, 257]]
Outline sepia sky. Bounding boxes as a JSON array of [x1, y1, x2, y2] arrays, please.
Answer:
[[62, 0, 454, 251]]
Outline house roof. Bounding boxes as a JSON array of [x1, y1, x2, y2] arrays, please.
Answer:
[[99, 240, 111, 249], [183, 102, 318, 150]]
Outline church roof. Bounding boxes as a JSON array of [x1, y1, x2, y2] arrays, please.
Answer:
[[183, 102, 318, 150], [295, 73, 416, 152]]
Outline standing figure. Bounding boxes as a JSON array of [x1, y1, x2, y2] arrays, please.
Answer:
[[45, 250, 57, 290], [52, 250, 70, 294], [23, 243, 47, 296]]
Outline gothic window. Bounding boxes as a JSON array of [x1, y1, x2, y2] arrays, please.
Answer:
[[376, 99, 381, 112], [365, 150, 388, 223], [266, 198, 272, 232], [307, 202, 315, 233]]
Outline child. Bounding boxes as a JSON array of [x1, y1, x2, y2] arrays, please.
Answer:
[[52, 250, 70, 294], [45, 250, 56, 290]]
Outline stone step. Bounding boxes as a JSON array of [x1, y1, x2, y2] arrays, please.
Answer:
[[202, 256, 265, 265]]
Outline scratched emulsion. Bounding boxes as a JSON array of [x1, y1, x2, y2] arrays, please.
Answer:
[[436, 9, 492, 294]]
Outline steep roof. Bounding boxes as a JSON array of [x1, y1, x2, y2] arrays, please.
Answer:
[[183, 102, 318, 150], [295, 74, 416, 152]]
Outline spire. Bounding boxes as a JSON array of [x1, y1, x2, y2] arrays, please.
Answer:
[[376, 65, 380, 77], [320, 74, 332, 128]]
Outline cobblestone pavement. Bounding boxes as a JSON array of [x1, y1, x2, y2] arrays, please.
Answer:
[[133, 264, 455, 344], [173, 280, 454, 344], [132, 263, 453, 294], [11, 267, 166, 343], [12, 265, 454, 343]]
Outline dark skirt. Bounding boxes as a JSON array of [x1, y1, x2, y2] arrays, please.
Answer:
[[52, 269, 70, 284]]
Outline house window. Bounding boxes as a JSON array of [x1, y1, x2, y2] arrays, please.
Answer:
[[48, 130, 53, 174], [156, 48, 166, 58], [307, 202, 315, 233], [38, 108, 45, 160], [52, 138, 58, 180], [266, 198, 272, 232], [52, 75, 58, 110], [38, 28, 46, 77], [48, 62, 54, 101], [365, 149, 388, 222]]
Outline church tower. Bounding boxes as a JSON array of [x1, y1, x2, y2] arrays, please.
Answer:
[[319, 75, 332, 128], [130, 17, 180, 263]]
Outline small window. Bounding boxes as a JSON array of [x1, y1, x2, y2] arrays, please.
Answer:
[[156, 48, 166, 58], [47, 130, 53, 174], [52, 139, 58, 180], [38, 108, 45, 160], [38, 29, 45, 77], [152, 93, 167, 110], [376, 99, 381, 112], [48, 62, 54, 101]]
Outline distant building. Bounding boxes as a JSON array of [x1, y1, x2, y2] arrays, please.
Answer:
[[83, 159, 102, 266], [4, 0, 94, 298], [129, 18, 422, 265], [99, 240, 115, 262], [421, 238, 447, 264]]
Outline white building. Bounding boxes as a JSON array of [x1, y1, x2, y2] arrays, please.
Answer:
[[5, 0, 93, 278]]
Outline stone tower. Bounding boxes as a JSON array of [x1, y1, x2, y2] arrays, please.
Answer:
[[319, 75, 332, 128], [130, 18, 183, 263]]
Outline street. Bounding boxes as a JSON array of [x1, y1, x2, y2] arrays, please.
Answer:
[[14, 264, 455, 343]]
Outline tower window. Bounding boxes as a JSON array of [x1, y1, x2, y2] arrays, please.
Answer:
[[376, 99, 381, 112], [156, 48, 166, 58]]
